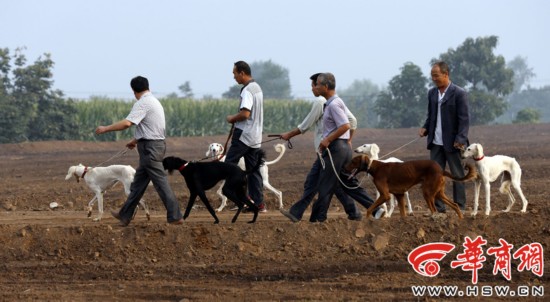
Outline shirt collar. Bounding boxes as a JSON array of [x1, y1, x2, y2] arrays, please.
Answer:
[[138, 91, 152, 100], [326, 94, 339, 106]]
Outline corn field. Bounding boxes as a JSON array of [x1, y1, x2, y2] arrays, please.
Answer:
[[72, 97, 314, 141]]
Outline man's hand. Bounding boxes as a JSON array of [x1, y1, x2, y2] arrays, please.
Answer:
[[318, 137, 330, 152], [418, 128, 427, 137], [126, 139, 137, 150], [453, 142, 465, 150], [95, 126, 108, 135]]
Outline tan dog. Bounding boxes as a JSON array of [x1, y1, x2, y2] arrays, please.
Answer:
[[345, 155, 477, 219], [354, 143, 413, 217]]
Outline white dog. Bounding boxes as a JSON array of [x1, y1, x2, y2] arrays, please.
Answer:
[[65, 164, 150, 221], [206, 143, 285, 211], [461, 143, 528, 216], [354, 143, 413, 217]]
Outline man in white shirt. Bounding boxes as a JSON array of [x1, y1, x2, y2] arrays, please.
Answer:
[[225, 61, 266, 212], [279, 73, 382, 222], [95, 76, 183, 226]]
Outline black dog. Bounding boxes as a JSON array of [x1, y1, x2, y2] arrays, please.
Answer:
[[163, 149, 265, 224]]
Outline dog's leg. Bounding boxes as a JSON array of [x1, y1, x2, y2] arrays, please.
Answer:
[[513, 183, 528, 213], [404, 192, 413, 216], [437, 190, 463, 219], [264, 182, 283, 209], [215, 180, 228, 212], [87, 196, 98, 218], [243, 197, 259, 223], [231, 206, 244, 223], [387, 194, 396, 218], [422, 188, 437, 214], [471, 181, 481, 217], [483, 181, 491, 216], [139, 199, 151, 221], [197, 191, 220, 224], [94, 192, 104, 222], [375, 190, 389, 218], [183, 194, 198, 220], [223, 186, 258, 223], [367, 186, 391, 218], [395, 194, 407, 218]]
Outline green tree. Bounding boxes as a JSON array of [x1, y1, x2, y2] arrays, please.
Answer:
[[513, 108, 541, 124], [507, 56, 535, 93], [339, 79, 380, 128], [374, 62, 428, 128], [433, 36, 514, 125], [178, 81, 194, 99], [0, 47, 78, 143], [222, 60, 291, 99], [0, 48, 27, 142], [501, 86, 550, 123]]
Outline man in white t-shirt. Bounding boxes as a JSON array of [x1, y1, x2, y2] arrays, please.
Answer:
[[225, 61, 265, 212]]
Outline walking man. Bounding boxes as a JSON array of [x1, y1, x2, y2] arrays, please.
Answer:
[[96, 76, 183, 226]]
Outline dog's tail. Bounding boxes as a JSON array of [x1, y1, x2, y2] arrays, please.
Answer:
[[443, 162, 477, 182], [245, 149, 266, 175], [264, 143, 286, 166]]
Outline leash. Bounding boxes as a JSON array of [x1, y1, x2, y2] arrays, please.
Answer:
[[93, 147, 131, 167], [246, 135, 294, 149], [318, 148, 365, 190], [318, 136, 422, 190], [221, 124, 235, 158], [378, 136, 421, 160]]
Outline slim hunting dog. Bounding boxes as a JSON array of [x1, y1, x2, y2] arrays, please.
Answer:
[[345, 155, 477, 219], [163, 149, 265, 224], [461, 143, 528, 216], [65, 164, 150, 222], [354, 143, 413, 217], [205, 142, 285, 211]]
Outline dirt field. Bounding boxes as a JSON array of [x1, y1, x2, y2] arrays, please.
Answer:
[[0, 124, 548, 301]]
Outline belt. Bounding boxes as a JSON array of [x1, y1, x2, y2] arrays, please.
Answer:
[[137, 138, 164, 142]]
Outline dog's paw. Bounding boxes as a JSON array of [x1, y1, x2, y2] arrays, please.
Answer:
[[93, 217, 101, 222]]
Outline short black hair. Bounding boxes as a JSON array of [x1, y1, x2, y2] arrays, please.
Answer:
[[130, 76, 149, 93], [234, 61, 251, 76], [309, 73, 321, 83]]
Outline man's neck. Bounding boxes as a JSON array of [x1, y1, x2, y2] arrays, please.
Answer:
[[438, 82, 450, 94], [134, 90, 150, 100], [323, 90, 336, 100]]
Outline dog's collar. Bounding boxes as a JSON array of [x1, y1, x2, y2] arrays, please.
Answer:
[[81, 166, 89, 178], [178, 162, 189, 171], [474, 155, 485, 161], [360, 157, 371, 174]]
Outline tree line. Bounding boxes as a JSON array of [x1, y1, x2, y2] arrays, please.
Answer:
[[1, 36, 548, 144]]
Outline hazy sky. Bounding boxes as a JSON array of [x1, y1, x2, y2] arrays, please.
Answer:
[[2, 0, 548, 99]]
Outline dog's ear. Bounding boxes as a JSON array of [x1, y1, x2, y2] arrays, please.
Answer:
[[65, 166, 77, 181], [372, 144, 380, 156]]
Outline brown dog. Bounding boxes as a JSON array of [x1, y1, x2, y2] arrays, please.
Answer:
[[345, 155, 477, 219]]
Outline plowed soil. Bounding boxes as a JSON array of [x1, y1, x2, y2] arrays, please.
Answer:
[[0, 124, 548, 301]]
